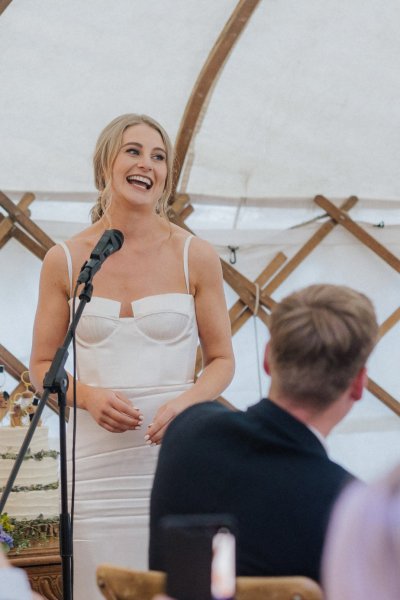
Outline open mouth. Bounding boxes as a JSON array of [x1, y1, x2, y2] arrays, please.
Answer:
[[126, 175, 153, 190]]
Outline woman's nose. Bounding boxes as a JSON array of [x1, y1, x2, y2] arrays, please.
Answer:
[[137, 154, 152, 170]]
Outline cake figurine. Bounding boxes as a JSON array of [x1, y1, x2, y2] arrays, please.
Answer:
[[10, 371, 41, 428], [0, 371, 59, 526], [0, 365, 10, 423], [0, 391, 10, 423]]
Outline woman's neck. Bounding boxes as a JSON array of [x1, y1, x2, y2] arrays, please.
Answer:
[[100, 205, 169, 242]]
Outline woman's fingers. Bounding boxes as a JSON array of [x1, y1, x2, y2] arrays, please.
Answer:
[[145, 405, 175, 444], [146, 422, 169, 445], [100, 419, 133, 433], [114, 393, 144, 422], [98, 410, 137, 432], [101, 403, 143, 430], [86, 388, 144, 432]]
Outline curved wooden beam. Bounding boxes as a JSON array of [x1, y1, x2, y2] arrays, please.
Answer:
[[172, 0, 261, 195]]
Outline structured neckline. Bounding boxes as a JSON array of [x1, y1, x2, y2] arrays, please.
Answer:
[[69, 291, 194, 320]]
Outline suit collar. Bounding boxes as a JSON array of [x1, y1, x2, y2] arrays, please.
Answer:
[[247, 398, 328, 456]]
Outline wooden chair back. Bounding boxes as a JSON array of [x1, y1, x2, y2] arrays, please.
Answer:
[[236, 575, 323, 599], [97, 564, 323, 600]]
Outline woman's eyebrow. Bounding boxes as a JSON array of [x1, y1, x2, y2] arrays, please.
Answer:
[[121, 141, 166, 154], [121, 141, 142, 148]]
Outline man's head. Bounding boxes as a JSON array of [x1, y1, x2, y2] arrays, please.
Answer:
[[265, 284, 378, 411]]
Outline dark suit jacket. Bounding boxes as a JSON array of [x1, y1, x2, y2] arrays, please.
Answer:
[[149, 399, 354, 582]]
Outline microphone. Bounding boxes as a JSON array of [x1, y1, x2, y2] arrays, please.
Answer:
[[77, 229, 124, 284]]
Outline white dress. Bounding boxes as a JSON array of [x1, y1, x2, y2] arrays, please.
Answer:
[[60, 236, 198, 600]]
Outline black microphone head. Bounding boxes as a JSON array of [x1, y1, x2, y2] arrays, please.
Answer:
[[77, 228, 125, 284], [109, 229, 124, 251]]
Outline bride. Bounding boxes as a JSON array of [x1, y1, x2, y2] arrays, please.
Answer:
[[29, 113, 234, 599]]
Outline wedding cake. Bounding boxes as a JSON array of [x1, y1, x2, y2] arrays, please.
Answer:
[[0, 425, 59, 521]]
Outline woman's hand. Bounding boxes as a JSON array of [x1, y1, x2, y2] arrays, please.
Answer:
[[145, 394, 190, 445], [84, 387, 143, 433]]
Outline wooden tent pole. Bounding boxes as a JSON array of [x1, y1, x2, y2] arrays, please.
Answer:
[[230, 252, 286, 334], [367, 379, 400, 417], [0, 0, 12, 16], [0, 192, 51, 258], [0, 343, 27, 382], [172, 0, 261, 194], [378, 307, 400, 340], [262, 196, 358, 297], [10, 227, 47, 260], [0, 192, 34, 249], [0, 191, 54, 251], [315, 195, 400, 272]]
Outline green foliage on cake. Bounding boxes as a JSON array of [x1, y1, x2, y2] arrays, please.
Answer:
[[1, 512, 60, 553], [0, 425, 60, 552]]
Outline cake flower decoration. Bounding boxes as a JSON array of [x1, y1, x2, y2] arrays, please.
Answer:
[[0, 513, 14, 552]]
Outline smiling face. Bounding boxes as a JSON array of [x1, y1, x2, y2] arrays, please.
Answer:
[[110, 123, 168, 211]]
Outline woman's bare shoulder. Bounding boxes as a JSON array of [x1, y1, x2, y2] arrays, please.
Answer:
[[169, 226, 217, 262], [42, 224, 101, 278], [42, 243, 68, 269], [184, 236, 222, 291], [169, 224, 215, 251], [189, 235, 220, 265]]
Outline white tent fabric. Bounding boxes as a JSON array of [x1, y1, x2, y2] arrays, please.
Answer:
[[0, 0, 399, 483], [1, 0, 400, 200]]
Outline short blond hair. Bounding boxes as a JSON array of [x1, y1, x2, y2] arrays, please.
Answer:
[[269, 284, 378, 408], [91, 113, 175, 222]]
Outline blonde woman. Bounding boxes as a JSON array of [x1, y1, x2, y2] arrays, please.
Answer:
[[30, 114, 234, 599]]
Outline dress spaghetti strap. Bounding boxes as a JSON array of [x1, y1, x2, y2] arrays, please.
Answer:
[[183, 235, 194, 294], [59, 241, 73, 298]]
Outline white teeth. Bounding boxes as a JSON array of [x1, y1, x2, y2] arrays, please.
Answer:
[[127, 175, 152, 189]]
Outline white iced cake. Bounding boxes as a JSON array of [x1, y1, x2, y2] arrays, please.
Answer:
[[0, 426, 59, 520]]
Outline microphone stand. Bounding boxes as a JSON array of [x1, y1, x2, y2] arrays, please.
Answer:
[[0, 280, 94, 600]]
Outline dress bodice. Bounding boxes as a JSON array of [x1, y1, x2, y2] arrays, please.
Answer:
[[60, 236, 199, 389]]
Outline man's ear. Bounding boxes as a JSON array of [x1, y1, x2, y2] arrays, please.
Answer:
[[264, 342, 271, 375], [350, 367, 367, 401]]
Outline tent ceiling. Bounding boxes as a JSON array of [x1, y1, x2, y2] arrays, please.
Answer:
[[1, 0, 400, 200]]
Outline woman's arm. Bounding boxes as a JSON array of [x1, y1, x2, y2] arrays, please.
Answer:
[[146, 238, 234, 444], [29, 244, 142, 433]]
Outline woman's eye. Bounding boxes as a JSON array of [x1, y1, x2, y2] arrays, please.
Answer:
[[126, 148, 139, 155], [153, 153, 166, 161]]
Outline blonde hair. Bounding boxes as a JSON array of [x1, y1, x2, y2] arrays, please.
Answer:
[[269, 284, 378, 408], [91, 113, 174, 223]]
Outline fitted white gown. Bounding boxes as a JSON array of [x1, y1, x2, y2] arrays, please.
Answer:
[[60, 236, 198, 600]]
